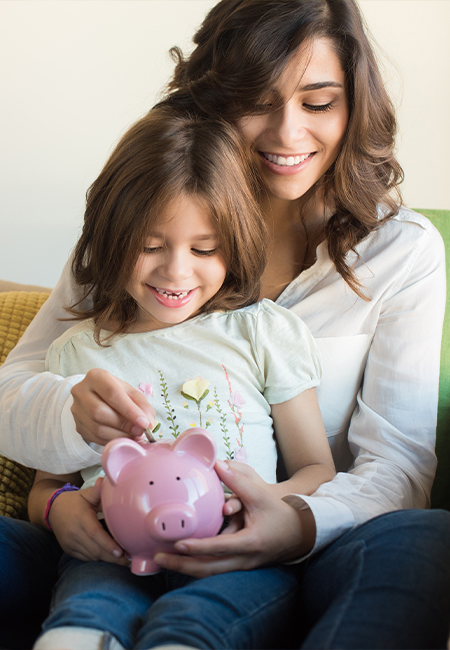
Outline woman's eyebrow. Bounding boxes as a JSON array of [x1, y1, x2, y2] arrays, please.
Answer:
[[299, 81, 343, 91]]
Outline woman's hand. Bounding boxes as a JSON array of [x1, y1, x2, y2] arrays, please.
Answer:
[[153, 460, 317, 578], [71, 368, 156, 446], [48, 477, 129, 565]]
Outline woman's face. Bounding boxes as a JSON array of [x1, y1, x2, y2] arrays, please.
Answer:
[[237, 38, 349, 204]]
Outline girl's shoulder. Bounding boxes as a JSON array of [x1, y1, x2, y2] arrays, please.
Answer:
[[215, 299, 316, 346], [219, 298, 305, 326], [47, 319, 96, 355]]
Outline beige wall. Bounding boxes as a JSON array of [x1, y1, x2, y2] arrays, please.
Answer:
[[1, 0, 449, 287]]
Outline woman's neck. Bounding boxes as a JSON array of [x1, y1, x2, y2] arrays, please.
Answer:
[[259, 193, 328, 302]]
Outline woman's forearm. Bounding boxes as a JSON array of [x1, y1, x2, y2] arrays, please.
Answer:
[[0, 258, 100, 472]]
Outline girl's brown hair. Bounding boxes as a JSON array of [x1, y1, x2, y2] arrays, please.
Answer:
[[164, 0, 403, 297], [69, 105, 267, 340]]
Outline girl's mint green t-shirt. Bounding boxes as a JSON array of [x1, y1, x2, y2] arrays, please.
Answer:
[[46, 298, 321, 487]]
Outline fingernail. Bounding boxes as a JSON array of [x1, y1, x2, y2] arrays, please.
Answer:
[[113, 549, 122, 558], [154, 554, 167, 567], [175, 543, 187, 553], [136, 416, 149, 428], [216, 459, 232, 473]]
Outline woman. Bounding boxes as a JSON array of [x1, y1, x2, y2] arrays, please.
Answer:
[[0, 0, 449, 648]]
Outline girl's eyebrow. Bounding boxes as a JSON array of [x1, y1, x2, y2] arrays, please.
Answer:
[[147, 232, 218, 241], [194, 234, 219, 241]]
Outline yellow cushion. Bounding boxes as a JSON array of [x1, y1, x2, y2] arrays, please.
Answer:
[[0, 291, 50, 518]]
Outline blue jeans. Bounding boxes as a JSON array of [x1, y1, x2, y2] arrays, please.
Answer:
[[2, 509, 450, 649], [0, 517, 63, 649], [300, 509, 450, 649], [41, 556, 300, 649]]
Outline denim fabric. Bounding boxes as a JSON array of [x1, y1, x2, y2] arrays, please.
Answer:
[[3, 509, 450, 649], [300, 509, 450, 649], [41, 556, 301, 649], [0, 517, 63, 649]]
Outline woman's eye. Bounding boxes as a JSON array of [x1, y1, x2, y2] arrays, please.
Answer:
[[255, 102, 273, 111], [304, 102, 333, 113]]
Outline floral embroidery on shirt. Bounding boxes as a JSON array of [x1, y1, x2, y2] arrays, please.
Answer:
[[138, 382, 153, 398], [158, 370, 180, 438], [136, 369, 247, 457], [181, 378, 210, 427], [137, 381, 161, 436], [213, 386, 232, 459], [222, 364, 246, 461]]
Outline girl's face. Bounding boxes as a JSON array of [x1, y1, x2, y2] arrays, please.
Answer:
[[126, 194, 227, 332], [237, 38, 349, 204]]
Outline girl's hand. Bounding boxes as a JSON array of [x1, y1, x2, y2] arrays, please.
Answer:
[[153, 461, 316, 578], [71, 368, 156, 446], [48, 477, 129, 565]]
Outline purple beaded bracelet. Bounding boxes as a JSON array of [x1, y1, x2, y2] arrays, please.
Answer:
[[44, 483, 80, 531]]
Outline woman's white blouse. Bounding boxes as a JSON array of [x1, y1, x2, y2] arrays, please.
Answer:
[[0, 207, 445, 554]]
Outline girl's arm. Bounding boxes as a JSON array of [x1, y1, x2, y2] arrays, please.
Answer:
[[28, 469, 128, 564], [269, 388, 335, 498]]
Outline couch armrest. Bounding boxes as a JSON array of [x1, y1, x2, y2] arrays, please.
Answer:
[[0, 279, 52, 293]]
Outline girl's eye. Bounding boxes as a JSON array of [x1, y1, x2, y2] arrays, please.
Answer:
[[192, 248, 218, 256], [304, 102, 333, 113], [143, 246, 162, 254]]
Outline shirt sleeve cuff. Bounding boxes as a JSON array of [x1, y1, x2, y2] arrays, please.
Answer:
[[282, 493, 356, 557], [61, 387, 103, 469]]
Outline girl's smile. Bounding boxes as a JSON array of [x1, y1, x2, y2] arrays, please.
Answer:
[[126, 194, 227, 332], [147, 286, 196, 308]]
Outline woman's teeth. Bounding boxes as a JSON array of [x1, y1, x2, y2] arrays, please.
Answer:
[[263, 152, 312, 166], [155, 288, 190, 300]]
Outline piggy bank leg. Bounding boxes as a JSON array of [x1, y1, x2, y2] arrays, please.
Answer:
[[130, 557, 161, 576]]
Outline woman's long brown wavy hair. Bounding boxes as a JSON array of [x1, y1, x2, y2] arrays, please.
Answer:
[[68, 105, 267, 341], [163, 0, 403, 297]]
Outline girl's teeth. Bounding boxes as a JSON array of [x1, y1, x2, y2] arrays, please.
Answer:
[[155, 288, 189, 299], [264, 153, 311, 166]]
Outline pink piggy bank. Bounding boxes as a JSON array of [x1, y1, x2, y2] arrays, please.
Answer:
[[101, 427, 225, 575]]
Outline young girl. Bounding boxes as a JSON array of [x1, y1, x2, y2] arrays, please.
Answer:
[[28, 105, 335, 650], [1, 1, 450, 648]]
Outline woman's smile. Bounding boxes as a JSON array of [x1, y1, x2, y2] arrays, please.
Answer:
[[259, 151, 316, 175]]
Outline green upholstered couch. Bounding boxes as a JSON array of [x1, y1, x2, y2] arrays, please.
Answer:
[[421, 210, 450, 512], [0, 209, 449, 516]]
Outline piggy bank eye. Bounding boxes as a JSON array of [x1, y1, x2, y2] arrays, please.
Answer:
[[176, 477, 181, 481], [149, 481, 154, 485]]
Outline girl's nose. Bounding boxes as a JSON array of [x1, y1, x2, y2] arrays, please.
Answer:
[[159, 250, 192, 282]]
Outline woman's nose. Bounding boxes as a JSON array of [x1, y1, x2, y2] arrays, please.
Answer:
[[269, 102, 308, 147]]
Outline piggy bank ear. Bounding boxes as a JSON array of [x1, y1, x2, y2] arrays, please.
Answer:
[[174, 428, 217, 469], [101, 438, 147, 485]]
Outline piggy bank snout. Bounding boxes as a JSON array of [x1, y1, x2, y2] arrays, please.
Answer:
[[147, 503, 198, 541]]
